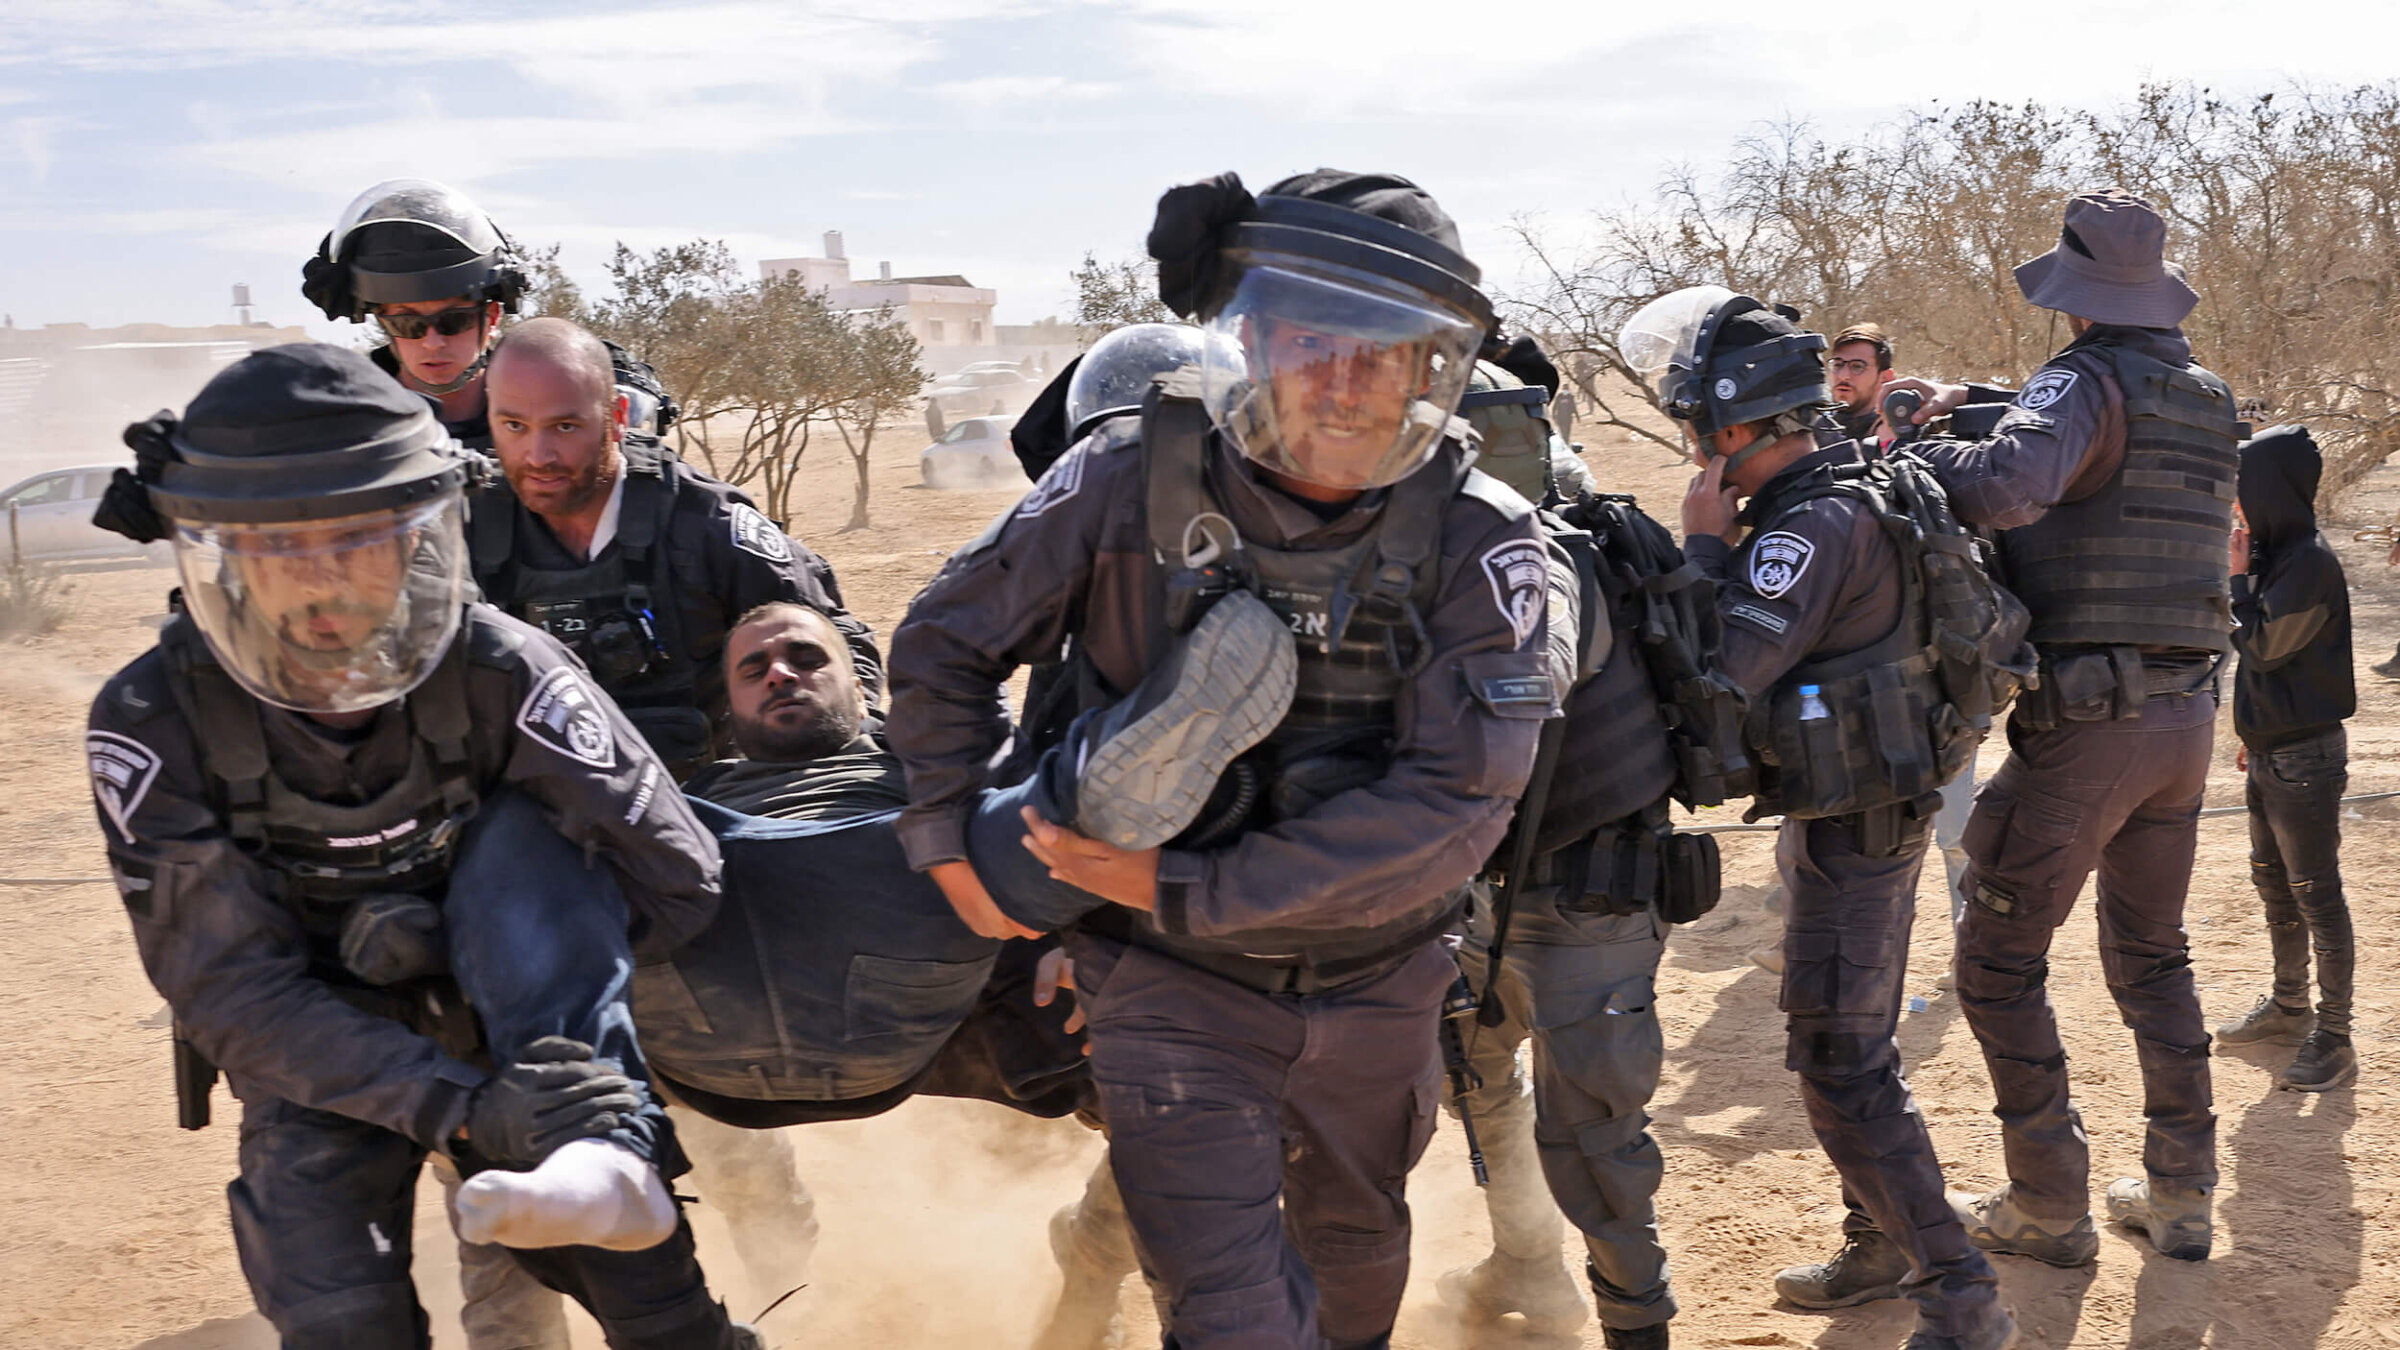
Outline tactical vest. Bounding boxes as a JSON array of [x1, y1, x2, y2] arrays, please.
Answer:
[[1134, 391, 1478, 973], [1998, 342, 2240, 653], [469, 435, 714, 771], [157, 616, 481, 932], [1743, 455, 2031, 821]]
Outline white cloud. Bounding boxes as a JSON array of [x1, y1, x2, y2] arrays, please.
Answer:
[[933, 74, 1119, 107]]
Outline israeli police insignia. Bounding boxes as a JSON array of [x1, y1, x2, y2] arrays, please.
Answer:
[[2016, 369, 2079, 412], [1748, 531, 1815, 599], [729, 503, 794, 563], [1015, 445, 1085, 518], [88, 731, 161, 845], [516, 666, 618, 770], [1480, 539, 1548, 649]]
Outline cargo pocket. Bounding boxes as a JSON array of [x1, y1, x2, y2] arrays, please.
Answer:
[[1778, 929, 1892, 1020], [843, 953, 990, 1043], [1960, 786, 2080, 922]]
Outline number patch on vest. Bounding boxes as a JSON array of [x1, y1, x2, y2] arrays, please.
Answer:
[[516, 666, 619, 770], [1748, 532, 1815, 599], [2016, 369, 2079, 412], [1480, 539, 1548, 649], [729, 504, 794, 563], [88, 731, 162, 845]]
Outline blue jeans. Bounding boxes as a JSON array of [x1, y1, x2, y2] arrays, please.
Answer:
[[228, 790, 731, 1350], [968, 771, 1115, 932]]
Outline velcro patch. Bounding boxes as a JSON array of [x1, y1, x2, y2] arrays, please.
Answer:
[[1480, 539, 1549, 649], [2015, 368, 2079, 412], [89, 731, 162, 846], [1726, 602, 1791, 636], [516, 665, 618, 770], [729, 503, 794, 563], [1747, 531, 1815, 599], [1478, 674, 1556, 713]]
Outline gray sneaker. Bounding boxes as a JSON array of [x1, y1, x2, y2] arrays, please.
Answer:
[[1949, 1184, 2097, 1267], [2105, 1176, 2211, 1261], [1071, 588, 1296, 850], [2216, 994, 2314, 1047], [2283, 1030, 2358, 1092], [1904, 1302, 2019, 1350], [1434, 1252, 1589, 1337], [1773, 1229, 1910, 1309]]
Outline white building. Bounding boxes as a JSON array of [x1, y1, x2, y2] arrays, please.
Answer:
[[760, 231, 999, 367]]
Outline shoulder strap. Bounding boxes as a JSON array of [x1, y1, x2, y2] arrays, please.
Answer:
[[467, 479, 517, 586], [404, 628, 479, 820], [1140, 389, 1225, 566], [158, 618, 271, 845]]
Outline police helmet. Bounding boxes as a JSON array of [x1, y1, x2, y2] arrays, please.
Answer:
[[1618, 285, 1829, 460], [1458, 359, 1558, 503], [1064, 323, 1205, 440], [1168, 171, 1495, 491], [302, 179, 529, 323], [146, 345, 474, 714]]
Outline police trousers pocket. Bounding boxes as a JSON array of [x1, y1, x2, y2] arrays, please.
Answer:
[[1960, 787, 2079, 919], [1656, 832, 1721, 925], [843, 953, 990, 1043], [1459, 651, 1555, 798], [1778, 930, 1889, 1020]]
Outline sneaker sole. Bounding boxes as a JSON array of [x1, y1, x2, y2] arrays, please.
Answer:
[[1962, 1229, 2100, 1268], [2217, 1022, 2313, 1048], [2283, 1062, 2360, 1092], [1077, 590, 1297, 851]]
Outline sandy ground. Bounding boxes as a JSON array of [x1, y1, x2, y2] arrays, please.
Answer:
[[6, 420, 2400, 1350]]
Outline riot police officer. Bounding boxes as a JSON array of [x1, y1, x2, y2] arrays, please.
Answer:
[[84, 343, 755, 1349], [1634, 288, 2017, 1350], [474, 317, 882, 778], [888, 169, 1552, 1349], [1893, 189, 2240, 1263]]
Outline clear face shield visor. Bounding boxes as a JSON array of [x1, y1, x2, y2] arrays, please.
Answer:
[[171, 491, 469, 714], [1617, 284, 1740, 417], [1200, 256, 1484, 491]]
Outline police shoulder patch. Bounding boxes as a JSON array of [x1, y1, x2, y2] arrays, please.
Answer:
[[2015, 368, 2079, 412], [729, 503, 794, 563], [516, 665, 618, 770], [89, 730, 162, 845], [1747, 531, 1816, 600], [1726, 601, 1792, 637], [1015, 444, 1086, 518], [1479, 538, 1549, 649]]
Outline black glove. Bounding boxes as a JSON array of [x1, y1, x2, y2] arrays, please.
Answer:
[[1147, 172, 1255, 318], [300, 232, 355, 321], [338, 893, 448, 986], [1009, 355, 1080, 481], [89, 411, 180, 545], [463, 1036, 643, 1167]]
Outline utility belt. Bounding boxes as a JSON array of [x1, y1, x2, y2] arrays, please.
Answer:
[[1494, 800, 1722, 925], [1130, 894, 1465, 998], [1814, 793, 1940, 860], [2012, 645, 2218, 731]]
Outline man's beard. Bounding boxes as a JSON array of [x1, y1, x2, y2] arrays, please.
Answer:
[[732, 696, 860, 763]]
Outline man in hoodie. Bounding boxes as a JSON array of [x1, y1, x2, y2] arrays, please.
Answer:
[[2218, 424, 2358, 1091]]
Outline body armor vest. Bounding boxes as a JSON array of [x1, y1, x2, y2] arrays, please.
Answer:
[[1134, 391, 1470, 973], [1999, 341, 2240, 653], [158, 616, 480, 931], [470, 435, 713, 771], [1743, 456, 2029, 821]]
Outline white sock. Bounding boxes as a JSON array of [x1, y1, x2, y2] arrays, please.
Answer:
[[453, 1138, 678, 1252]]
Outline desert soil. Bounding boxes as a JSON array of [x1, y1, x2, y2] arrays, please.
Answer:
[[5, 422, 2398, 1350]]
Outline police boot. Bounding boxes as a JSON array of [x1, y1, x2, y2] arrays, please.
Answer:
[[1772, 1229, 1910, 1309], [1435, 1253, 1589, 1338], [1032, 1201, 1130, 1350], [1948, 1183, 2097, 1268], [1067, 589, 1297, 850], [1902, 1302, 2019, 1350], [2104, 1177, 2212, 1261], [2284, 1030, 2358, 1092], [1602, 1322, 1670, 1349], [2216, 993, 2313, 1047]]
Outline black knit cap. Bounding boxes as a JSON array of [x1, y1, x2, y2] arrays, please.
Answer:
[[149, 343, 466, 525]]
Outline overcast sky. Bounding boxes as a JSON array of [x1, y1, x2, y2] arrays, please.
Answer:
[[2, 0, 2394, 339]]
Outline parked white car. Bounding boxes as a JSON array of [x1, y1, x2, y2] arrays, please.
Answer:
[[0, 465, 171, 568], [919, 417, 1032, 491]]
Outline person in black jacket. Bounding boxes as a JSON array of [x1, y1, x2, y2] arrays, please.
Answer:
[[2217, 423, 2358, 1091]]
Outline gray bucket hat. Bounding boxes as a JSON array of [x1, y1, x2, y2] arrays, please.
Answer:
[[2014, 189, 2199, 328]]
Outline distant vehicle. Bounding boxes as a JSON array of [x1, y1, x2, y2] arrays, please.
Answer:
[[920, 417, 1032, 491], [0, 465, 171, 569], [925, 367, 1035, 418], [956, 360, 1026, 375]]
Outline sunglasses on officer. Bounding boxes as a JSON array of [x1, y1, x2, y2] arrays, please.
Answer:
[[375, 306, 488, 341]]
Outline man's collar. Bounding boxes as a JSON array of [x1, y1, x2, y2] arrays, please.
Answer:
[[582, 472, 628, 563]]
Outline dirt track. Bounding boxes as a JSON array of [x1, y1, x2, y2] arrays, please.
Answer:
[[6, 426, 2400, 1350]]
